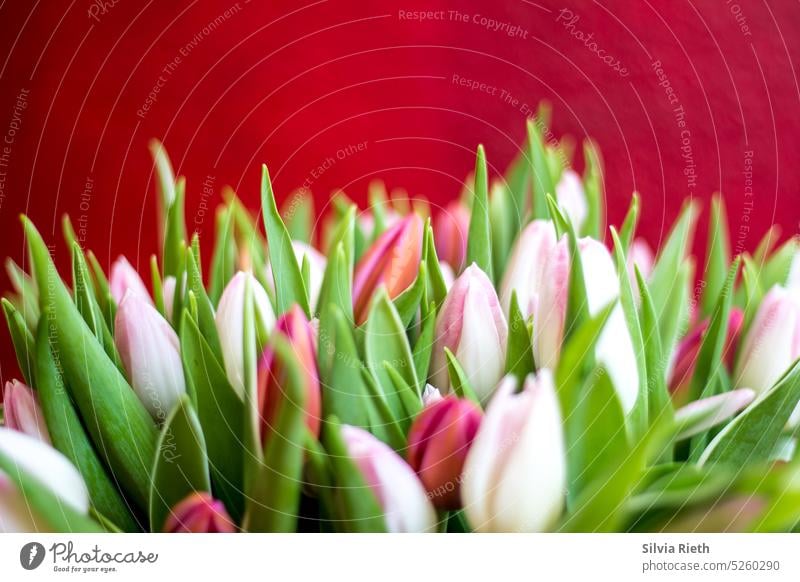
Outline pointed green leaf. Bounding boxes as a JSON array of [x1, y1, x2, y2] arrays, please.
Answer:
[[527, 119, 553, 220], [701, 195, 731, 317], [466, 145, 493, 280], [618, 193, 640, 252], [3, 298, 36, 386], [582, 139, 603, 238], [412, 305, 437, 384], [208, 204, 236, 305], [504, 290, 535, 382], [444, 348, 481, 406]]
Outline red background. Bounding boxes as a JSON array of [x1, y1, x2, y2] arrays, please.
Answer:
[[1, 0, 799, 384]]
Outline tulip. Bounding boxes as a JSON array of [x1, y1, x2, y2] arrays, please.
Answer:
[[3, 380, 50, 444], [1, 470, 42, 532], [499, 220, 557, 317], [161, 275, 182, 321], [341, 425, 437, 532], [0, 427, 89, 514], [668, 309, 743, 405], [215, 271, 276, 398], [292, 241, 326, 311], [734, 285, 800, 395], [555, 169, 587, 231], [353, 214, 423, 324], [421, 384, 443, 406], [163, 492, 236, 533], [433, 201, 470, 271], [534, 237, 640, 414], [109, 256, 152, 305], [461, 371, 566, 532], [115, 290, 186, 421], [407, 396, 481, 509], [257, 305, 321, 439], [674, 388, 755, 440], [430, 264, 508, 402]]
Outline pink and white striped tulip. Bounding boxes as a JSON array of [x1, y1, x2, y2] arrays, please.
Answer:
[[3, 380, 50, 444], [109, 256, 152, 305], [430, 264, 508, 402], [115, 291, 186, 421], [341, 425, 436, 532], [734, 285, 800, 395], [499, 219, 558, 317], [555, 169, 588, 231], [163, 492, 236, 533], [534, 237, 640, 413], [215, 272, 276, 399], [353, 214, 423, 324], [461, 370, 566, 532], [0, 427, 89, 515]]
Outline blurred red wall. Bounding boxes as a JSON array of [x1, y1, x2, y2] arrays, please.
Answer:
[[1, 0, 799, 384]]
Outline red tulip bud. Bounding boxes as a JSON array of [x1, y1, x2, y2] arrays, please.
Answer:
[[353, 214, 423, 324], [433, 201, 470, 271], [407, 396, 481, 509], [257, 305, 321, 440], [163, 492, 236, 533]]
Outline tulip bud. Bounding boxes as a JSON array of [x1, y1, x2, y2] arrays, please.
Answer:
[[161, 275, 186, 321], [215, 272, 276, 398], [669, 309, 743, 404], [421, 384, 443, 406], [163, 491, 236, 533], [461, 371, 566, 532], [534, 237, 640, 413], [115, 291, 186, 421], [499, 220, 557, 317], [341, 425, 437, 532], [3, 380, 50, 444], [555, 169, 588, 231], [353, 214, 423, 324], [433, 201, 470, 271], [257, 305, 321, 439], [0, 427, 89, 514], [734, 285, 800, 395], [407, 396, 481, 509], [292, 241, 326, 311], [109, 256, 152, 305], [0, 470, 41, 532], [430, 264, 508, 402]]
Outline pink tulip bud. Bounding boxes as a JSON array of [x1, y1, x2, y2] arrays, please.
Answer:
[[257, 305, 321, 439], [407, 396, 481, 509], [628, 238, 655, 281], [669, 309, 743, 405], [534, 237, 640, 413], [109, 256, 152, 305], [555, 169, 588, 231], [163, 492, 236, 533], [433, 201, 470, 271], [115, 291, 186, 421], [341, 425, 436, 532], [3, 380, 50, 444], [499, 220, 557, 317], [461, 371, 566, 532], [734, 285, 800, 395], [430, 264, 508, 402], [353, 214, 423, 324], [215, 272, 276, 398]]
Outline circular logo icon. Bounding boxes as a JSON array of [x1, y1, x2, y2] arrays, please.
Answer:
[[20, 542, 46, 570]]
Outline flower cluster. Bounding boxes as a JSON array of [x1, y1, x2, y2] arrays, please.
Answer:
[[2, 116, 800, 533]]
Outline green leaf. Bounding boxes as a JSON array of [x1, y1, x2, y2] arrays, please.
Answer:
[[179, 311, 244, 521], [260, 164, 311, 317], [444, 348, 481, 406], [149, 396, 211, 532], [659, 260, 692, 366], [504, 290, 535, 382], [393, 261, 427, 327], [466, 144, 493, 280], [86, 250, 115, 329], [563, 217, 590, 344], [739, 254, 764, 342], [185, 247, 222, 357], [318, 243, 354, 380], [151, 255, 166, 316], [582, 139, 603, 238], [412, 305, 437, 384], [23, 216, 159, 511], [283, 190, 314, 243], [566, 368, 630, 502], [527, 119, 554, 221], [360, 367, 407, 450], [422, 221, 448, 308], [489, 182, 515, 280], [699, 359, 800, 467], [34, 317, 140, 532], [384, 363, 424, 423], [364, 289, 420, 417], [503, 147, 530, 235], [701, 195, 731, 317], [0, 448, 104, 533], [618, 193, 640, 252], [149, 138, 176, 210], [208, 204, 236, 305], [163, 176, 187, 279], [2, 298, 36, 386], [322, 417, 387, 532]]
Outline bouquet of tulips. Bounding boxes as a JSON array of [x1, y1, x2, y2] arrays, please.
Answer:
[[2, 108, 800, 534]]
